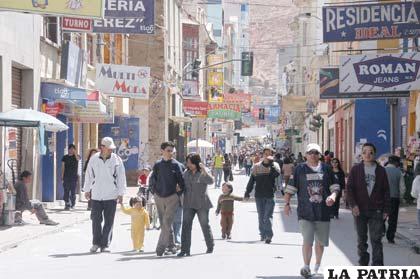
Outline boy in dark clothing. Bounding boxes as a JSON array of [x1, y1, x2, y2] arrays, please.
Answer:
[[61, 144, 80, 210], [216, 182, 243, 239]]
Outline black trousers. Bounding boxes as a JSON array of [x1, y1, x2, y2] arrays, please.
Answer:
[[180, 207, 214, 254], [63, 180, 77, 207], [91, 200, 117, 248], [354, 210, 384, 266], [385, 198, 400, 242], [331, 192, 342, 217]]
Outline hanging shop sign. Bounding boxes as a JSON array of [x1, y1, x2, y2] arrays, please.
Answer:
[[183, 100, 208, 117], [282, 96, 307, 112], [339, 53, 420, 94], [60, 41, 87, 88], [0, 0, 104, 18], [41, 82, 87, 107], [182, 81, 200, 99], [252, 94, 278, 106], [320, 67, 410, 99], [323, 2, 420, 43], [207, 103, 241, 120], [208, 72, 224, 87], [95, 63, 150, 99], [223, 93, 251, 112], [208, 87, 224, 103], [68, 91, 114, 124], [207, 55, 224, 69]]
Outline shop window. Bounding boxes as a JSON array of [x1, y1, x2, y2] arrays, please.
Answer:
[[87, 34, 94, 66]]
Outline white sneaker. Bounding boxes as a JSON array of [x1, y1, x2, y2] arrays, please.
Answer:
[[314, 265, 321, 275], [90, 245, 100, 253]]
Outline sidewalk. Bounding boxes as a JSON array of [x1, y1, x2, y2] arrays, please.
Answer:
[[396, 205, 420, 254]]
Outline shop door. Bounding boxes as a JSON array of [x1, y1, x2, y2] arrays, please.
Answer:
[[11, 67, 22, 178]]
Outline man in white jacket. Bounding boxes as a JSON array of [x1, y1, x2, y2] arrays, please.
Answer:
[[84, 137, 127, 253]]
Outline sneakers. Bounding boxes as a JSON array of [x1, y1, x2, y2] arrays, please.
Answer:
[[164, 247, 177, 255], [100, 247, 110, 253], [40, 219, 59, 226], [138, 249, 144, 253], [206, 247, 214, 254], [64, 206, 71, 211], [90, 245, 100, 253], [314, 264, 320, 275], [177, 251, 191, 257], [260, 236, 266, 241], [265, 238, 272, 244], [300, 267, 311, 278]]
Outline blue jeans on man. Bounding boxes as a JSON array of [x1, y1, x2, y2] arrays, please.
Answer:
[[172, 203, 183, 245], [255, 197, 275, 241], [214, 168, 223, 188]]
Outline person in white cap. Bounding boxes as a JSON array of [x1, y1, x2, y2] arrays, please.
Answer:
[[284, 143, 340, 278], [83, 137, 127, 253]]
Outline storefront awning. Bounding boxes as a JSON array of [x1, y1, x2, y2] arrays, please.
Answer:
[[67, 91, 114, 124], [41, 82, 87, 108], [0, 118, 40, 128]]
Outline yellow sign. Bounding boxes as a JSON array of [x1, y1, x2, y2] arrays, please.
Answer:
[[208, 72, 223, 87], [207, 55, 224, 69], [0, 0, 104, 18], [282, 96, 307, 112]]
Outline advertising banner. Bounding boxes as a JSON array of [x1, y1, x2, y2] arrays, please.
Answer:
[[41, 82, 87, 107], [224, 93, 251, 112], [95, 63, 150, 99], [208, 103, 241, 120], [69, 91, 114, 124], [252, 94, 278, 106], [208, 87, 224, 103], [99, 116, 140, 171], [282, 96, 307, 112], [323, 2, 420, 42], [339, 53, 419, 95], [207, 55, 224, 69], [183, 100, 208, 117], [182, 81, 199, 99], [0, 0, 104, 18], [60, 41, 86, 88], [320, 67, 410, 99], [208, 72, 224, 87]]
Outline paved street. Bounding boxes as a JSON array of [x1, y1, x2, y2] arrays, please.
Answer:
[[1, 173, 419, 279]]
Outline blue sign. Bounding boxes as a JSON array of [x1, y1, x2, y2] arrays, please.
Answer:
[[41, 82, 87, 107], [96, 0, 155, 34], [323, 2, 420, 42], [99, 116, 140, 171]]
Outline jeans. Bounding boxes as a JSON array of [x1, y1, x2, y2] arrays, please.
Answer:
[[417, 209, 420, 226], [63, 179, 77, 208], [172, 203, 183, 244], [223, 169, 230, 182], [155, 193, 179, 253], [384, 198, 400, 241], [255, 197, 275, 239], [180, 207, 214, 253], [331, 192, 342, 217], [214, 168, 223, 188], [354, 210, 384, 266], [245, 166, 252, 176], [15, 201, 49, 223], [91, 199, 117, 248]]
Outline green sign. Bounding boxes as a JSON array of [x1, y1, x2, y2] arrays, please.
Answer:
[[208, 109, 241, 120]]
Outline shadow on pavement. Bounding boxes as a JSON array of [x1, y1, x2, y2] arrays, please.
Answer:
[[227, 240, 301, 247], [117, 253, 207, 261], [112, 250, 156, 256], [49, 252, 98, 258]]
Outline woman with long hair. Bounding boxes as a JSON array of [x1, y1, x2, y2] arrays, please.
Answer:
[[84, 148, 99, 211], [411, 163, 420, 226], [331, 158, 345, 219], [178, 153, 215, 257]]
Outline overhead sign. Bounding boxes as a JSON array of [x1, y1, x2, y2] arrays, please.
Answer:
[[69, 92, 114, 124], [209, 87, 224, 103], [340, 53, 420, 94], [323, 2, 420, 42], [0, 0, 104, 18], [282, 96, 307, 112], [41, 82, 87, 107], [208, 103, 241, 120], [182, 81, 199, 99], [253, 94, 278, 106], [207, 55, 224, 69], [183, 100, 208, 117], [95, 63, 150, 99], [208, 72, 224, 87], [224, 93, 251, 112], [321, 67, 410, 99], [60, 41, 87, 88]]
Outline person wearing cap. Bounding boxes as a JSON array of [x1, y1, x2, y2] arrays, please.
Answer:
[[244, 146, 281, 244], [284, 143, 340, 277], [61, 143, 81, 210], [346, 143, 390, 266], [83, 137, 127, 253]]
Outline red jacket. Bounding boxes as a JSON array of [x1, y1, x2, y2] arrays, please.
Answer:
[[346, 162, 391, 214]]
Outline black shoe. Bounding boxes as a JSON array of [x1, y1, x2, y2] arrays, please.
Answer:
[[227, 235, 231, 240], [265, 238, 272, 244], [164, 247, 177, 255], [222, 234, 226, 240], [388, 239, 395, 244], [260, 236, 266, 241], [100, 247, 110, 253], [64, 207, 71, 211], [177, 251, 190, 257], [156, 251, 164, 257], [206, 247, 214, 254]]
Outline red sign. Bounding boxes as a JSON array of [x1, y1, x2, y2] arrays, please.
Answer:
[[209, 103, 241, 112], [223, 93, 251, 112], [62, 17, 92, 32], [42, 102, 63, 117], [183, 101, 208, 116]]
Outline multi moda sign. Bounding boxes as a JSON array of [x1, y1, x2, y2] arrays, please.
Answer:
[[61, 0, 155, 34], [95, 63, 150, 99], [0, 0, 104, 18], [340, 53, 420, 94], [207, 103, 241, 120], [323, 2, 420, 42]]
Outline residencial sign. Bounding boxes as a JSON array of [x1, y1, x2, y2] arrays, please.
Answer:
[[321, 67, 410, 99], [95, 63, 150, 99], [340, 53, 420, 93], [323, 2, 420, 42], [0, 0, 104, 18], [183, 100, 208, 117], [208, 103, 241, 120]]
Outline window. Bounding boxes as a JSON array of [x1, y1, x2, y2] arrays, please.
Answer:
[[43, 17, 58, 44], [87, 34, 94, 66]]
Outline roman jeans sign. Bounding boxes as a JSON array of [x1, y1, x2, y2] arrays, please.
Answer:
[[95, 63, 150, 99], [340, 53, 420, 94], [323, 2, 420, 42]]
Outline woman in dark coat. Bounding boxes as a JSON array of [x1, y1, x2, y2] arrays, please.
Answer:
[[331, 158, 345, 219]]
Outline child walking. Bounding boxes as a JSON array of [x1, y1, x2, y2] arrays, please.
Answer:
[[120, 197, 150, 252], [216, 182, 243, 239]]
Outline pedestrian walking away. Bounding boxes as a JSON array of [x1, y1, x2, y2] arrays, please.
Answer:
[[331, 158, 345, 219], [284, 143, 340, 278], [120, 196, 150, 252], [216, 182, 244, 239], [384, 155, 405, 244], [61, 144, 81, 210], [149, 141, 185, 256], [346, 143, 391, 266], [83, 137, 127, 253], [213, 150, 225, 188], [14, 171, 59, 226], [178, 153, 215, 257], [244, 146, 281, 244], [223, 153, 233, 182]]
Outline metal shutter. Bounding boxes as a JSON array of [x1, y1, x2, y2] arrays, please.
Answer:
[[11, 67, 22, 177]]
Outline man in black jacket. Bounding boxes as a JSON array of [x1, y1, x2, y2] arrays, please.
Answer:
[[149, 141, 185, 256], [244, 146, 280, 244]]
